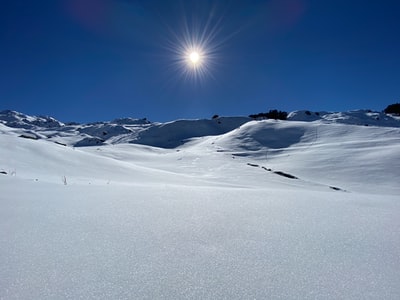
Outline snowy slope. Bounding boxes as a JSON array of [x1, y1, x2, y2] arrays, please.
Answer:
[[211, 119, 400, 194], [287, 109, 400, 127], [1, 110, 400, 299], [1, 109, 399, 148]]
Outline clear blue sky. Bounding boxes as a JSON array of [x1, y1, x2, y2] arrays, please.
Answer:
[[1, 0, 399, 123]]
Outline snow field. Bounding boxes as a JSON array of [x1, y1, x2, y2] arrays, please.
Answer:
[[1, 112, 400, 299], [1, 179, 399, 299]]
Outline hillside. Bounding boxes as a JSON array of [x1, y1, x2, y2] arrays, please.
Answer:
[[1, 109, 399, 148], [1, 109, 400, 299]]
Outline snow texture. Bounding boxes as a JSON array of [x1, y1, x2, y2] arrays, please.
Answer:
[[1, 110, 400, 299]]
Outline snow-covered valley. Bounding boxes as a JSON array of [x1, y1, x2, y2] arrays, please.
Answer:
[[1, 110, 399, 299]]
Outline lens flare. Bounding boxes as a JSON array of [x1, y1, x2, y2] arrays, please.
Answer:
[[162, 2, 238, 85], [165, 33, 214, 84]]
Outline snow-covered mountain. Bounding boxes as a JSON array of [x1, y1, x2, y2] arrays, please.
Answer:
[[1, 109, 399, 148], [1, 109, 400, 299]]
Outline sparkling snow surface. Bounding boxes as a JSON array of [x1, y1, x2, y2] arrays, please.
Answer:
[[1, 113, 400, 299]]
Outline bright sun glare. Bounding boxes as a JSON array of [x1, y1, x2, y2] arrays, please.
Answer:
[[189, 51, 200, 65], [164, 2, 236, 84]]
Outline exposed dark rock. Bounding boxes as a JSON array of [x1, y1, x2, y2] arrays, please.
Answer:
[[247, 163, 260, 167], [329, 186, 342, 191], [273, 171, 298, 179], [19, 133, 39, 140]]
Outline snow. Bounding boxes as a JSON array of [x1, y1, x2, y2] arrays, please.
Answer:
[[133, 117, 250, 148], [287, 109, 400, 127], [1, 110, 400, 299]]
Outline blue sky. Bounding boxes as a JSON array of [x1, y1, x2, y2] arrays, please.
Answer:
[[1, 0, 399, 123]]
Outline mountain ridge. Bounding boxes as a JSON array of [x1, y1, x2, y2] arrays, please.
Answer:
[[1, 109, 399, 148]]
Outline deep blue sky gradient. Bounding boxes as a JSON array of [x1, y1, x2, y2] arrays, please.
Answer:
[[1, 0, 399, 122]]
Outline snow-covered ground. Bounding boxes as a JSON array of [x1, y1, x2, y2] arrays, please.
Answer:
[[1, 110, 400, 299]]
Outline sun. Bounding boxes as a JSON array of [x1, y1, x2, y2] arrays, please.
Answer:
[[180, 43, 210, 79], [189, 51, 200, 65], [162, 2, 237, 84]]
